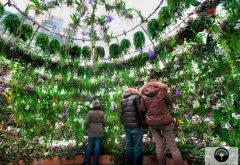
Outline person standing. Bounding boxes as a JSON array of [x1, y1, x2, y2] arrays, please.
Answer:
[[120, 88, 146, 165], [140, 80, 184, 165], [84, 100, 104, 165]]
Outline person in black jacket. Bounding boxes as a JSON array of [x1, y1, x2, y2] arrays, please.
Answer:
[[119, 88, 146, 165]]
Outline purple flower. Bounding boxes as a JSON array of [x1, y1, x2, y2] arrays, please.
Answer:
[[2, 65, 9, 72], [61, 109, 68, 117], [88, 0, 93, 4], [112, 104, 117, 111], [81, 31, 88, 36], [148, 49, 155, 60], [176, 90, 183, 97], [98, 0, 104, 5], [106, 15, 113, 23], [40, 0, 45, 3], [138, 47, 143, 54], [0, 83, 5, 94]]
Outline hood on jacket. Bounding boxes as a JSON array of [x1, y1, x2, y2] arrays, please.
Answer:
[[140, 82, 168, 97], [122, 88, 140, 98]]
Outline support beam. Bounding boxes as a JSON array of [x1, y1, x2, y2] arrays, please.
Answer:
[[28, 25, 40, 47]]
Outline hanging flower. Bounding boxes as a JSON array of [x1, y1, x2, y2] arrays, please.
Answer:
[[88, 0, 93, 4], [106, 15, 113, 23], [61, 107, 68, 117], [148, 49, 155, 60], [112, 104, 117, 111], [81, 31, 88, 36], [176, 89, 183, 97], [98, 0, 104, 5], [0, 83, 5, 94]]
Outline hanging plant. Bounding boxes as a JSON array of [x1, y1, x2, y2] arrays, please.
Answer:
[[120, 39, 131, 53], [147, 19, 163, 40], [95, 46, 105, 59], [35, 33, 49, 51], [48, 39, 61, 54], [133, 31, 145, 49], [3, 14, 21, 36], [82, 46, 91, 60], [69, 45, 81, 58], [19, 24, 34, 41], [109, 43, 121, 59], [158, 7, 171, 27], [0, 2, 4, 18]]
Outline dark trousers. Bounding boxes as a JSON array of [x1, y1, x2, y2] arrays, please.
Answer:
[[125, 128, 143, 165], [84, 137, 101, 165]]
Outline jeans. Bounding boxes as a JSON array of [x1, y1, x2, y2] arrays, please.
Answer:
[[84, 137, 101, 165], [150, 125, 184, 165], [125, 128, 143, 165]]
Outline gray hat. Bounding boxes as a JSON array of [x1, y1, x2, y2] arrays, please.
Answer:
[[92, 100, 101, 110]]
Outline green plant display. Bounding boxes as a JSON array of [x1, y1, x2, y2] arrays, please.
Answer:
[[3, 14, 21, 36], [1, 0, 240, 164], [147, 19, 162, 40], [82, 46, 91, 60], [69, 45, 82, 58], [120, 39, 131, 53], [109, 43, 121, 58], [48, 39, 61, 54], [19, 24, 34, 41], [95, 46, 105, 59], [133, 31, 145, 49]]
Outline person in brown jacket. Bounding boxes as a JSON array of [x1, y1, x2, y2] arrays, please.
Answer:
[[84, 100, 104, 165], [140, 80, 184, 165]]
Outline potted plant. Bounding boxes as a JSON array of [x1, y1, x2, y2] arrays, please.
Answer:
[[147, 19, 163, 40], [82, 46, 91, 60], [3, 14, 21, 37], [69, 45, 81, 58], [206, 6, 216, 17], [19, 23, 34, 41], [133, 31, 145, 49], [120, 39, 131, 54], [95, 46, 105, 59], [48, 39, 61, 54], [109, 43, 121, 59], [35, 33, 49, 51]]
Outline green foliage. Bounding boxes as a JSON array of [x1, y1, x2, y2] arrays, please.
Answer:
[[35, 33, 49, 51], [48, 39, 61, 54], [109, 43, 121, 58], [3, 14, 21, 36], [95, 46, 105, 59], [82, 46, 91, 60], [0, 2, 4, 17], [120, 39, 131, 53], [147, 19, 162, 40], [133, 31, 145, 49], [69, 45, 81, 58], [19, 24, 34, 41]]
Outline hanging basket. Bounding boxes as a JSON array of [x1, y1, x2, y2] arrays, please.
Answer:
[[206, 6, 216, 17]]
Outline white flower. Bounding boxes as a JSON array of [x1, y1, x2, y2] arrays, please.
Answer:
[[232, 113, 240, 120], [193, 100, 200, 109], [223, 123, 231, 129]]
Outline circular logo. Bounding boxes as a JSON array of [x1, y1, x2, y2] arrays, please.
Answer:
[[214, 147, 229, 162]]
